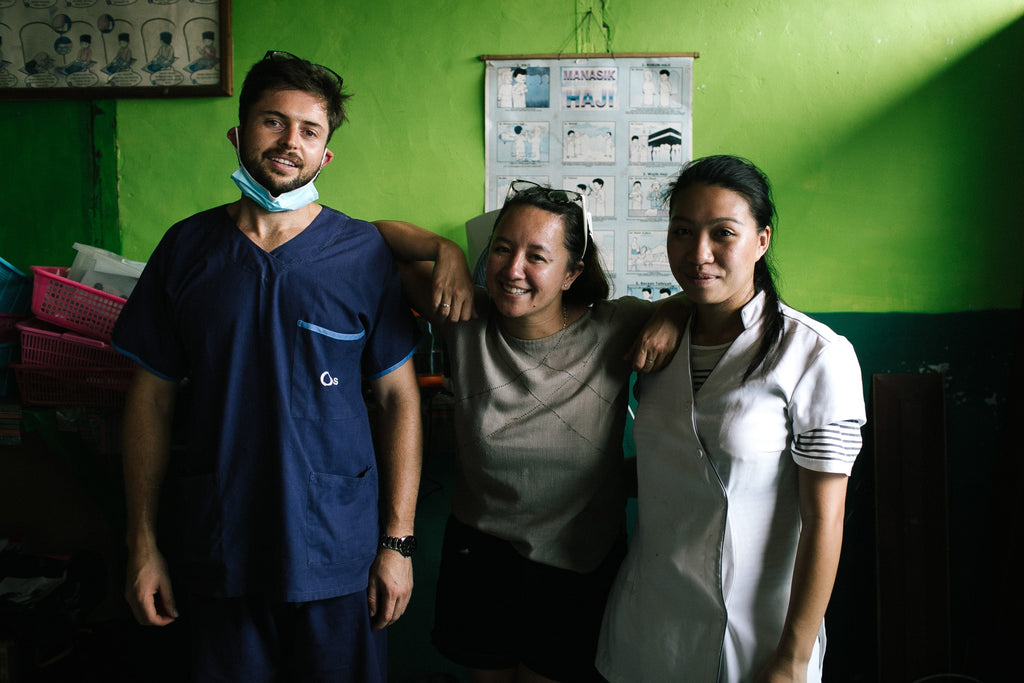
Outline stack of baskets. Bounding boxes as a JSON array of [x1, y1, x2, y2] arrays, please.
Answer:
[[10, 266, 134, 408]]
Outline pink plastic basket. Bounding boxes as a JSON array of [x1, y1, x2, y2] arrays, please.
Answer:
[[17, 318, 132, 368], [30, 266, 126, 340], [11, 364, 132, 408]]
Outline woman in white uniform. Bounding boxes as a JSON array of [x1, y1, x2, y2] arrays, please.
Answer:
[[597, 155, 866, 683]]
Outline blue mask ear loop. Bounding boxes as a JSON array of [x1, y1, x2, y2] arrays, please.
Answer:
[[231, 126, 328, 199]]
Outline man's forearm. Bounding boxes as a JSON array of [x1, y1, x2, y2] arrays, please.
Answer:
[[370, 362, 422, 536], [365, 361, 421, 632], [122, 367, 178, 550]]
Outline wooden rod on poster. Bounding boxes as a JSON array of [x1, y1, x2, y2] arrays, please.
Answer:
[[478, 52, 699, 61]]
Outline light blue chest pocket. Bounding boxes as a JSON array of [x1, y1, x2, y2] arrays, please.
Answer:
[[291, 320, 366, 420]]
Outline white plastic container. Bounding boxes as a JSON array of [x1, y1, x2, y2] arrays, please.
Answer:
[[66, 243, 146, 299]]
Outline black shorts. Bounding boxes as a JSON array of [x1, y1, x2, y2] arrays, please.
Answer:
[[431, 516, 625, 683]]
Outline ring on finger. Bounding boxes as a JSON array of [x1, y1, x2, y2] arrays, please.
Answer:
[[440, 303, 451, 309]]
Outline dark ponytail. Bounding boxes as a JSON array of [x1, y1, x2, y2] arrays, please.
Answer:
[[747, 253, 782, 381]]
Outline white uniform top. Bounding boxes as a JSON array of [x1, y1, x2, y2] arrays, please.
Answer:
[[597, 291, 866, 683]]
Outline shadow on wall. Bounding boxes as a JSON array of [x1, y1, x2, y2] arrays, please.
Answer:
[[774, 13, 1024, 314]]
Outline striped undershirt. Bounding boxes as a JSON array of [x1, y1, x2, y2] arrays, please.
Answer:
[[691, 341, 731, 393]]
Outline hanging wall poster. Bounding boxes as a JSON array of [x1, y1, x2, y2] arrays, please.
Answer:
[[484, 53, 695, 297], [0, 0, 231, 100]]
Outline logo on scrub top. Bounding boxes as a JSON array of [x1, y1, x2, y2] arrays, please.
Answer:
[[320, 371, 339, 387]]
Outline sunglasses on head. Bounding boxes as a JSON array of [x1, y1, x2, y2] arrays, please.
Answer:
[[505, 179, 593, 259], [262, 50, 344, 89]]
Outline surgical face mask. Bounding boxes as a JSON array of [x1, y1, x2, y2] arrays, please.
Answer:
[[230, 127, 327, 212]]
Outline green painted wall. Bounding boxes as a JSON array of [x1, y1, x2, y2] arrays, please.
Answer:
[[117, 0, 1024, 314], [2, 1, 1021, 312]]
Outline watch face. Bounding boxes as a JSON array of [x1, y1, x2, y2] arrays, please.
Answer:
[[382, 535, 416, 557]]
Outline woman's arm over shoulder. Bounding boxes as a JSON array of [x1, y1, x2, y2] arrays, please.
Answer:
[[372, 219, 451, 263], [374, 220, 476, 324]]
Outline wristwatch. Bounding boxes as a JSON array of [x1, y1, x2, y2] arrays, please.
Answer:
[[379, 534, 417, 558]]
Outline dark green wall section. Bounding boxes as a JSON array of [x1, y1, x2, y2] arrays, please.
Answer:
[[0, 100, 118, 272], [819, 309, 1016, 679], [87, 101, 120, 254]]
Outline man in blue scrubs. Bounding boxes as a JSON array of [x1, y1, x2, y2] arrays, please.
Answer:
[[113, 51, 422, 682]]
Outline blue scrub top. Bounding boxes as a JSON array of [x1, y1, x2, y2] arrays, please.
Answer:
[[113, 205, 419, 601]]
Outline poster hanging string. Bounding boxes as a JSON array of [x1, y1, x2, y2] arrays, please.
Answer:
[[555, 1, 613, 56], [583, 1, 613, 54]]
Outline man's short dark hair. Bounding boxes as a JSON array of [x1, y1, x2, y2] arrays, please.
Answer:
[[238, 52, 351, 141]]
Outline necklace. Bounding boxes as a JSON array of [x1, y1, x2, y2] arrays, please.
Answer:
[[562, 305, 568, 330]]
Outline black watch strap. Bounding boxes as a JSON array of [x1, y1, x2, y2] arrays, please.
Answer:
[[379, 534, 417, 558]]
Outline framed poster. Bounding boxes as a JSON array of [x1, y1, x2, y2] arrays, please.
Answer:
[[483, 52, 696, 298], [0, 0, 232, 100]]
